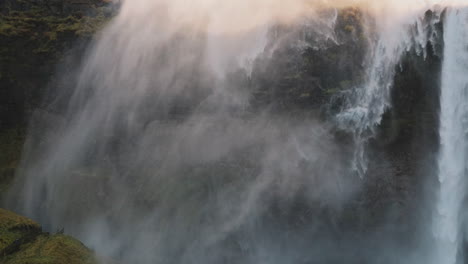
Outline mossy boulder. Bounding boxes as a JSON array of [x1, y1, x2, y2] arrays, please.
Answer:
[[0, 208, 98, 264]]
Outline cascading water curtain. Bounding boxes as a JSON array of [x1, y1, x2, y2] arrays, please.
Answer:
[[433, 7, 468, 264]]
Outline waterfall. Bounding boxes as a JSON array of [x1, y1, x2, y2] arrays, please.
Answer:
[[4, 1, 468, 263], [5, 1, 362, 263], [336, 5, 440, 178], [335, 31, 408, 178], [433, 7, 468, 264]]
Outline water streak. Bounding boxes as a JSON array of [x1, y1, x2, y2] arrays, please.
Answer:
[[433, 7, 468, 264], [336, 5, 442, 178]]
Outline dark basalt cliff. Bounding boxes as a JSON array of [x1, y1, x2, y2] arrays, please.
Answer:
[[245, 9, 444, 239]]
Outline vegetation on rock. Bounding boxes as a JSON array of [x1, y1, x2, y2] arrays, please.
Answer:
[[0, 0, 114, 201], [249, 8, 368, 114], [0, 0, 113, 130], [0, 208, 98, 264]]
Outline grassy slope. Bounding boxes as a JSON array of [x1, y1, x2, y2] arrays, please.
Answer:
[[0, 208, 98, 264]]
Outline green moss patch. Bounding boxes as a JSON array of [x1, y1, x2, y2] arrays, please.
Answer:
[[3, 234, 98, 264], [0, 209, 98, 264], [0, 208, 39, 231], [0, 208, 41, 254], [0, 8, 110, 55]]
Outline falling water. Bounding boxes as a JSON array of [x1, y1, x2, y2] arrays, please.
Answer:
[[6, 1, 362, 263], [335, 2, 441, 178], [3, 0, 468, 263], [433, 7, 468, 264]]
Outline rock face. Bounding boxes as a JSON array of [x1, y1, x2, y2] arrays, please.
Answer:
[[0, 208, 98, 264], [364, 10, 444, 232], [0, 0, 112, 130], [0, 0, 444, 210], [233, 9, 445, 237], [0, 2, 448, 263], [0, 0, 113, 198], [0, 0, 111, 15], [250, 8, 368, 113]]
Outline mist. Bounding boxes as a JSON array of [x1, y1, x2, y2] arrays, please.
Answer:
[[3, 0, 468, 263]]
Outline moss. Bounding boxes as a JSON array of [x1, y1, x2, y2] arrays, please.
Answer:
[[0, 11, 109, 37], [325, 88, 340, 95], [0, 208, 41, 252], [340, 7, 364, 25], [344, 25, 355, 33], [0, 209, 98, 264], [335, 7, 367, 39], [0, 209, 40, 234], [0, 7, 111, 54], [44, 31, 57, 41], [0, 229, 24, 251], [0, 19, 29, 36], [3, 234, 98, 264], [0, 5, 112, 192]]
